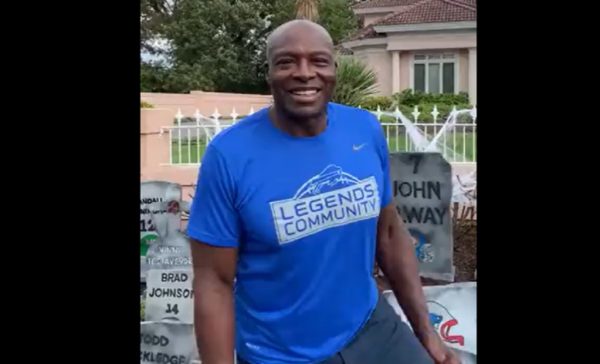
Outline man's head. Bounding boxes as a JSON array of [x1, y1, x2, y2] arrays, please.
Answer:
[[266, 20, 336, 121]]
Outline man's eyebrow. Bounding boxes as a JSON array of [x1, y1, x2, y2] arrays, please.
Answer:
[[271, 49, 333, 58]]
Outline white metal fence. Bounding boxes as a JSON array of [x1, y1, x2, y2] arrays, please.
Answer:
[[161, 105, 477, 165]]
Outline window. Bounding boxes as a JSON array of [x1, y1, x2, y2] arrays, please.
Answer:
[[413, 53, 456, 94]]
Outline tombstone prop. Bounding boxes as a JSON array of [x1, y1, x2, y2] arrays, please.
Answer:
[[141, 180, 198, 363], [145, 198, 192, 271], [145, 268, 194, 324], [141, 181, 183, 281], [383, 282, 476, 361], [140, 321, 200, 364], [389, 152, 454, 281]]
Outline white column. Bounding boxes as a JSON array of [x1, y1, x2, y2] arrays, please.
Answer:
[[468, 48, 477, 106], [392, 51, 400, 94]]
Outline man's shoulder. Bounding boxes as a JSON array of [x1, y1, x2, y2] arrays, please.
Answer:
[[329, 102, 374, 119], [209, 107, 269, 151], [329, 102, 381, 131]]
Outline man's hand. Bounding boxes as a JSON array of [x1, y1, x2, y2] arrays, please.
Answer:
[[419, 330, 461, 364]]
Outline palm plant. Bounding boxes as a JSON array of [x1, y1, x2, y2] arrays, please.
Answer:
[[295, 0, 319, 21], [332, 56, 378, 107]]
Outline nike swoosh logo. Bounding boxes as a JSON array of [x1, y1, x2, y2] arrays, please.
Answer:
[[353, 143, 366, 151]]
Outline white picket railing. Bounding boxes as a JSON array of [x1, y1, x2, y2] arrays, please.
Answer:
[[161, 105, 477, 165]]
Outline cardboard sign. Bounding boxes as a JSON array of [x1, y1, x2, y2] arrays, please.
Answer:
[[140, 321, 199, 364], [145, 269, 194, 324], [389, 152, 454, 281], [383, 282, 476, 357]]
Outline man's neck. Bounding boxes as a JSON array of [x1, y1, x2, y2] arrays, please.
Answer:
[[269, 106, 327, 138]]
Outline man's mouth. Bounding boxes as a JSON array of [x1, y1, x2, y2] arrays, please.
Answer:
[[288, 87, 321, 102], [290, 89, 319, 96]]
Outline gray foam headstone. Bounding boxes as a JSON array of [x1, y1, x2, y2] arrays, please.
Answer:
[[145, 198, 192, 271], [389, 152, 454, 281], [140, 321, 200, 364], [383, 282, 476, 357], [141, 181, 183, 280], [146, 244, 193, 271], [145, 268, 194, 324]]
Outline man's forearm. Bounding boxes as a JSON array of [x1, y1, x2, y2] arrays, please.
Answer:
[[193, 276, 235, 364], [377, 221, 433, 338]]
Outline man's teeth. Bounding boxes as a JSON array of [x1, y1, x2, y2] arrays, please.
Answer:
[[292, 89, 318, 95]]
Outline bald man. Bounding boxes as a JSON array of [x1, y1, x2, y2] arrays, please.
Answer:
[[188, 20, 459, 364]]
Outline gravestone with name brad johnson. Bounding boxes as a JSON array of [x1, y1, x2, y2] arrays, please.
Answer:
[[389, 152, 454, 281], [141, 181, 199, 364]]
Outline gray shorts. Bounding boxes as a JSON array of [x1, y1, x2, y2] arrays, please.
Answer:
[[238, 295, 434, 364]]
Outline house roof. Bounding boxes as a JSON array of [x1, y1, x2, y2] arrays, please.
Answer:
[[352, 0, 423, 10], [345, 0, 476, 42], [448, 0, 477, 8], [344, 12, 397, 41], [375, 0, 476, 25]]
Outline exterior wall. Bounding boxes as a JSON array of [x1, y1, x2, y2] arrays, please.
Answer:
[[458, 49, 469, 93], [140, 108, 200, 208], [141, 91, 273, 117], [386, 30, 476, 51], [352, 47, 393, 96], [346, 30, 476, 97], [399, 50, 411, 91]]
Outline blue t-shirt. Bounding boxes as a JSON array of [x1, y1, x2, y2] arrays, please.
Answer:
[[187, 102, 393, 364]]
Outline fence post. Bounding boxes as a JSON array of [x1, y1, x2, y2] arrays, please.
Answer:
[[412, 105, 420, 122]]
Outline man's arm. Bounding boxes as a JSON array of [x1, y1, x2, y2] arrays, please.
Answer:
[[376, 202, 459, 364], [375, 202, 432, 338], [190, 240, 237, 364]]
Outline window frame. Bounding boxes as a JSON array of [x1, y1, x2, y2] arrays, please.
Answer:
[[409, 51, 459, 94]]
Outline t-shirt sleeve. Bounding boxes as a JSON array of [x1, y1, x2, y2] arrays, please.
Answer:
[[369, 114, 393, 208], [187, 145, 241, 247]]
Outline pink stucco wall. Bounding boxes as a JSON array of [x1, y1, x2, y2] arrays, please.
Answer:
[[140, 91, 273, 207], [141, 91, 273, 117]]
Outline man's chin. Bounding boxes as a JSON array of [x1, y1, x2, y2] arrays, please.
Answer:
[[285, 103, 327, 120]]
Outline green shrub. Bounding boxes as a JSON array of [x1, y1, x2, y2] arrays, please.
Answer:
[[360, 96, 393, 110], [141, 100, 154, 109], [368, 90, 472, 123], [392, 89, 469, 107], [332, 57, 378, 107]]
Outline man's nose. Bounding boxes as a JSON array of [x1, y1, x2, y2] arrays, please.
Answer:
[[293, 59, 315, 81]]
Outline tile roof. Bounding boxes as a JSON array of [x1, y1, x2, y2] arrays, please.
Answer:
[[345, 0, 475, 42], [352, 0, 424, 10], [343, 11, 398, 41], [375, 0, 476, 25]]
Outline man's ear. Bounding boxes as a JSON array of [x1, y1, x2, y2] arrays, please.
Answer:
[[265, 61, 271, 84]]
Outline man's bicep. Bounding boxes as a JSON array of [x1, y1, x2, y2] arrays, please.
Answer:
[[190, 239, 238, 285], [377, 202, 413, 250], [377, 202, 400, 238]]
